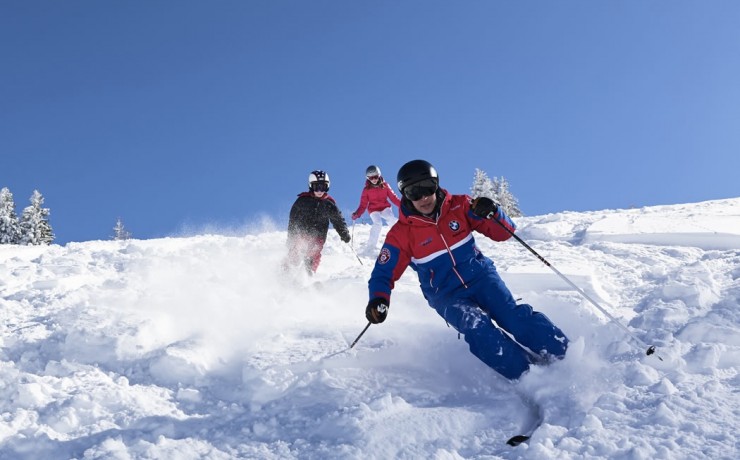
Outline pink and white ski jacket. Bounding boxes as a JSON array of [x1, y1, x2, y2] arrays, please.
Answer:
[[352, 179, 401, 217]]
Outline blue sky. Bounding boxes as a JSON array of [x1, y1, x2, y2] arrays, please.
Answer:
[[3, 1, 739, 244]]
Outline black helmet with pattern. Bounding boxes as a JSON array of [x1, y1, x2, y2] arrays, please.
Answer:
[[308, 170, 330, 192]]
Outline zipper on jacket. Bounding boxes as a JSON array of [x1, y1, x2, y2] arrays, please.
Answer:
[[410, 213, 469, 290], [436, 222, 468, 289]]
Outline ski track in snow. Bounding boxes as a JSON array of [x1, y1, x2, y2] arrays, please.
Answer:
[[0, 198, 738, 459]]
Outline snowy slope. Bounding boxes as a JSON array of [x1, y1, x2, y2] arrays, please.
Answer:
[[1, 198, 738, 459]]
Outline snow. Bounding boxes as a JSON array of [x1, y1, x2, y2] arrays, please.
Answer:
[[1, 197, 739, 459]]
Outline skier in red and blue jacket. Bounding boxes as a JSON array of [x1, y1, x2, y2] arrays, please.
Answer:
[[365, 160, 568, 380]]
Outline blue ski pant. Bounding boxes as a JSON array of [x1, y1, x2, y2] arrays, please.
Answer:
[[428, 268, 568, 380]]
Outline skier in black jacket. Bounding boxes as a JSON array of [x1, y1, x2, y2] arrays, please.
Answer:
[[284, 170, 351, 274]]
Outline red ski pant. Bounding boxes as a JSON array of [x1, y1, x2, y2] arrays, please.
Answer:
[[285, 236, 325, 273]]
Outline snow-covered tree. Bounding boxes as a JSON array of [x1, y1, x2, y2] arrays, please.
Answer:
[[470, 169, 523, 217], [494, 176, 523, 217], [0, 187, 21, 244], [470, 168, 497, 201], [112, 218, 132, 241], [19, 190, 54, 245]]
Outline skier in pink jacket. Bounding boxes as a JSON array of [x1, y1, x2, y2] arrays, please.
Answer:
[[351, 165, 401, 256]]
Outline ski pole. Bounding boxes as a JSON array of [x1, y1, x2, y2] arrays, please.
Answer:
[[349, 220, 364, 265], [349, 244, 364, 266], [351, 220, 356, 248], [490, 214, 663, 361], [349, 322, 371, 348]]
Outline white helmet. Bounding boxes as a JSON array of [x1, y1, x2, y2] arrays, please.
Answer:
[[308, 170, 330, 192], [365, 165, 381, 178]]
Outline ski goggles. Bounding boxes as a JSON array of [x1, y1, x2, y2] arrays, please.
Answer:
[[403, 179, 438, 201], [367, 175, 380, 181], [311, 181, 329, 192]]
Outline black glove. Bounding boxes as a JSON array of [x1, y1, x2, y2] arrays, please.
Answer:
[[366, 297, 389, 324], [341, 233, 351, 243], [471, 197, 498, 219]]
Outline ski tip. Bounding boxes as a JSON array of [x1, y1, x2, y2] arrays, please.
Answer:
[[646, 345, 665, 361], [506, 435, 531, 447]]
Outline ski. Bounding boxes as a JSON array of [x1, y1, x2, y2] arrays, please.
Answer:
[[506, 393, 544, 446], [506, 434, 532, 447]]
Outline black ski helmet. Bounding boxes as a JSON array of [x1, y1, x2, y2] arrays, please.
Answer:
[[396, 160, 438, 194], [308, 170, 330, 191], [365, 165, 381, 178]]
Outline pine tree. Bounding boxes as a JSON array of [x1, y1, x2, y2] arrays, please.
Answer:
[[19, 190, 54, 245], [112, 218, 132, 241], [491, 176, 501, 201], [0, 187, 21, 244], [495, 176, 523, 217], [470, 168, 498, 201], [470, 169, 524, 217]]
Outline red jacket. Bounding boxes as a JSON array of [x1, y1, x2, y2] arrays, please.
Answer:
[[368, 190, 516, 302], [352, 178, 401, 217]]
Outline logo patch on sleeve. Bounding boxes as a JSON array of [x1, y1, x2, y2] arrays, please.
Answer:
[[449, 220, 460, 231], [378, 247, 391, 264]]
